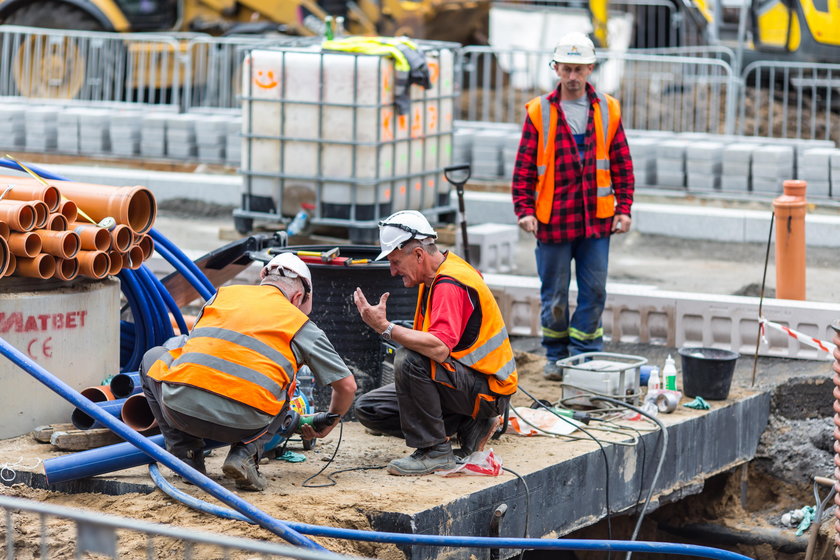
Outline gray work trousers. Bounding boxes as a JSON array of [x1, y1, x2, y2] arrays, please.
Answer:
[[139, 344, 285, 459], [354, 347, 509, 449]]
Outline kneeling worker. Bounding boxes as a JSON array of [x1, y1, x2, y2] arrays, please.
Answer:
[[353, 210, 518, 476], [140, 253, 357, 490]]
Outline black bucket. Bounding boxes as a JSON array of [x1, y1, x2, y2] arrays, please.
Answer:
[[678, 347, 739, 401], [276, 245, 417, 413]]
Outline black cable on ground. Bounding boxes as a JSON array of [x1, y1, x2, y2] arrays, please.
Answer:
[[589, 396, 668, 560], [302, 421, 345, 488], [517, 384, 613, 545], [502, 466, 531, 560], [751, 211, 775, 387]]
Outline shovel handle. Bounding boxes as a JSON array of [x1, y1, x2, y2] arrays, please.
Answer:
[[444, 164, 471, 192]]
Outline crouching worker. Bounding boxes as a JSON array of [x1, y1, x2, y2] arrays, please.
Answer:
[[353, 211, 518, 476], [140, 253, 357, 491]]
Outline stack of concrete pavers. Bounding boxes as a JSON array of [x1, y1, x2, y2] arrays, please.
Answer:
[[225, 115, 242, 167], [471, 128, 511, 179], [655, 138, 690, 188], [832, 152, 840, 199], [721, 143, 761, 193], [77, 108, 110, 156], [687, 140, 726, 193], [194, 114, 228, 164], [798, 147, 836, 198], [502, 131, 521, 180], [25, 106, 58, 152], [455, 223, 519, 274], [627, 136, 657, 186], [751, 145, 794, 193], [166, 114, 197, 160], [57, 110, 80, 155], [110, 108, 144, 158], [141, 112, 169, 158], [452, 128, 474, 167], [0, 105, 25, 151]]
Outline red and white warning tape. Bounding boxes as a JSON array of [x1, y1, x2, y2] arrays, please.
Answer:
[[759, 316, 837, 357]]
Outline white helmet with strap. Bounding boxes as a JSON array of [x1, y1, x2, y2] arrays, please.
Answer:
[[262, 252, 313, 298], [552, 31, 597, 65], [376, 210, 437, 260]]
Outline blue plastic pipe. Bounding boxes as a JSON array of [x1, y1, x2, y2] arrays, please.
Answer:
[[0, 336, 324, 551], [109, 371, 142, 399], [70, 397, 127, 430], [146, 464, 751, 560]]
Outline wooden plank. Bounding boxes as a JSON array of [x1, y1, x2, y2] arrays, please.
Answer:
[[32, 424, 75, 443], [49, 428, 123, 451]]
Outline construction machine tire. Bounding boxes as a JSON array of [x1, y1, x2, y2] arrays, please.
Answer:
[[5, 1, 108, 99]]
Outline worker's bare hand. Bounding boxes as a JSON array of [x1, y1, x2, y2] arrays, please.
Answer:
[[300, 420, 338, 440], [612, 214, 632, 234], [353, 287, 390, 333], [518, 215, 537, 235]]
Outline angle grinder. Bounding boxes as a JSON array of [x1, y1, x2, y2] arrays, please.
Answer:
[[298, 412, 340, 432]]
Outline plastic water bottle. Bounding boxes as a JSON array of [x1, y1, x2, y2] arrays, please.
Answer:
[[648, 366, 661, 391], [286, 208, 310, 237], [663, 355, 678, 391]]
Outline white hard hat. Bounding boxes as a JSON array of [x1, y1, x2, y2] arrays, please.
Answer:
[[263, 252, 313, 297], [552, 31, 596, 65], [376, 210, 437, 260]]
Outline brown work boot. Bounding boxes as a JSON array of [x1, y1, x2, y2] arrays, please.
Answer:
[[386, 442, 457, 476], [456, 415, 502, 458], [222, 444, 267, 491]]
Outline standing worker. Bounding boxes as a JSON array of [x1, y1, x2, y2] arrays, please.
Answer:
[[353, 210, 517, 476], [139, 253, 357, 491], [512, 31, 635, 379]]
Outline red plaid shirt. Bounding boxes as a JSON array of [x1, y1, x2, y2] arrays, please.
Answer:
[[511, 82, 634, 244]]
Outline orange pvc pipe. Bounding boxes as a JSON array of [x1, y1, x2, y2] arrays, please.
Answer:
[[58, 198, 78, 223], [34, 229, 80, 259], [0, 222, 9, 240], [110, 224, 133, 252], [77, 250, 110, 279], [1, 177, 158, 234], [70, 222, 111, 251], [5, 253, 16, 277], [14, 254, 55, 279], [122, 393, 159, 433], [31, 201, 49, 229], [0, 200, 36, 232], [46, 213, 68, 231], [80, 385, 114, 402], [0, 236, 10, 278], [54, 258, 79, 282], [137, 234, 154, 261], [774, 180, 807, 300], [0, 179, 60, 212], [7, 231, 42, 258], [107, 250, 124, 275], [126, 245, 144, 270]]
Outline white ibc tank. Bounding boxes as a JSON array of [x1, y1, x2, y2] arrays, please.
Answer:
[[241, 42, 454, 222], [0, 278, 120, 438]]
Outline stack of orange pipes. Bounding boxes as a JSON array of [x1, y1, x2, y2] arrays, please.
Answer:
[[0, 176, 157, 280]]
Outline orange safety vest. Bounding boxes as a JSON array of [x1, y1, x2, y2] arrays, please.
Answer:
[[148, 285, 307, 416], [414, 253, 518, 397], [525, 91, 621, 223]]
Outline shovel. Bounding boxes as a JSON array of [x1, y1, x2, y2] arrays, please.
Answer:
[[444, 164, 472, 264]]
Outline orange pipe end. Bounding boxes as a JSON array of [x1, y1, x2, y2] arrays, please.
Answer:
[[70, 222, 111, 252], [54, 258, 79, 282], [122, 393, 159, 433], [0, 222, 10, 241], [110, 224, 133, 252], [34, 229, 80, 259], [0, 200, 36, 232], [59, 198, 78, 223], [31, 201, 49, 229], [77, 250, 110, 279], [107, 250, 124, 275], [7, 232, 42, 258], [14, 254, 56, 279], [80, 385, 114, 402], [0, 236, 9, 277], [126, 245, 144, 270], [137, 234, 154, 261], [46, 213, 68, 231], [5, 253, 16, 277], [774, 180, 807, 300], [1, 180, 60, 212]]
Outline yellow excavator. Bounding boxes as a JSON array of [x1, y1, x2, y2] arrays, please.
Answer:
[[750, 0, 840, 62]]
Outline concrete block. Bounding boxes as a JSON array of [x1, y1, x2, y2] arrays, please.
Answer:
[[720, 175, 749, 193], [632, 203, 745, 242], [799, 147, 834, 182], [687, 173, 720, 192], [656, 171, 686, 188], [688, 141, 725, 161], [805, 180, 830, 198], [657, 158, 685, 174], [686, 160, 721, 175], [461, 191, 516, 225], [455, 223, 518, 274], [656, 139, 689, 160], [628, 137, 657, 159], [751, 176, 783, 194]]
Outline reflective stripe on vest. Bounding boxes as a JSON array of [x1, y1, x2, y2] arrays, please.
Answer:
[[525, 90, 621, 222], [147, 285, 307, 416], [413, 253, 518, 395]]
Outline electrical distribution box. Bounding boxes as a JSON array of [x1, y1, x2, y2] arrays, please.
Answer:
[[557, 352, 647, 407]]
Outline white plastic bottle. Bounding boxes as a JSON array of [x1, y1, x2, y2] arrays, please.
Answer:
[[663, 354, 677, 391], [648, 366, 661, 391]]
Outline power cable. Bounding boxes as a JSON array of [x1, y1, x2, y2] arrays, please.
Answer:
[[301, 421, 345, 488], [751, 211, 775, 387], [502, 466, 530, 560]]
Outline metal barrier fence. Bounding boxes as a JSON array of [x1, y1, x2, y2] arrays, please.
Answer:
[[0, 493, 360, 559], [738, 60, 840, 145], [457, 46, 737, 135]]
